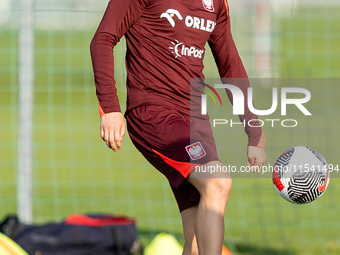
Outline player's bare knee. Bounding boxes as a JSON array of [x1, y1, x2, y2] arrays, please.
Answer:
[[213, 178, 232, 198], [201, 178, 232, 204]]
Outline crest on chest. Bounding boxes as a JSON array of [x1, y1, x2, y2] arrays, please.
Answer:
[[202, 0, 214, 12]]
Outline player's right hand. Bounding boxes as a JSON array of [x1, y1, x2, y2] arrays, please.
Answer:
[[100, 112, 126, 152], [247, 146, 267, 172]]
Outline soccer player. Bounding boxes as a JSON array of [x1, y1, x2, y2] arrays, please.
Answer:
[[90, 0, 267, 254]]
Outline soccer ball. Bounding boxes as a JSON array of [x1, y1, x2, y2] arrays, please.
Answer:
[[273, 146, 330, 204]]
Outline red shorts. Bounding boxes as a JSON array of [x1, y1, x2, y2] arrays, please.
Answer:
[[126, 105, 219, 212]]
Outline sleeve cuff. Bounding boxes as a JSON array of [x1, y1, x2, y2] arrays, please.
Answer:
[[98, 102, 121, 117], [99, 103, 106, 117], [256, 131, 266, 148]]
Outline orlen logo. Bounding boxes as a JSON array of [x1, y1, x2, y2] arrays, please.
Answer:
[[161, 9, 216, 33], [160, 9, 183, 28], [169, 40, 205, 59]]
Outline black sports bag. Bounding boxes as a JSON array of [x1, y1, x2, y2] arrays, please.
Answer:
[[0, 214, 143, 255]]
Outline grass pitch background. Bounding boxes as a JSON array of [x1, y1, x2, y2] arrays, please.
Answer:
[[0, 5, 339, 255]]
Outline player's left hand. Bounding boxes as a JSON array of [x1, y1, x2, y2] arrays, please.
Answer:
[[247, 146, 267, 172], [100, 112, 126, 152]]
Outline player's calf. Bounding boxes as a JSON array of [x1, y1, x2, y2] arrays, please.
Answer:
[[181, 206, 199, 255], [182, 238, 199, 255]]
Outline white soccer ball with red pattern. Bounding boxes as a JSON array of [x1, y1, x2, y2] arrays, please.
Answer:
[[273, 146, 330, 204]]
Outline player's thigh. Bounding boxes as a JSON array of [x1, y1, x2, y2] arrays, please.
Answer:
[[126, 106, 221, 211], [187, 160, 232, 199]]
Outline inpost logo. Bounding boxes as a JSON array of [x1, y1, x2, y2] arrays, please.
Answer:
[[199, 84, 312, 128], [169, 40, 205, 59]]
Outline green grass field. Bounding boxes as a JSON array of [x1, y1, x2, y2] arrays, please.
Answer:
[[0, 6, 340, 255]]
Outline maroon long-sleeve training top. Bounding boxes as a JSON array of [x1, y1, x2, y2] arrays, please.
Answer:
[[90, 0, 266, 147]]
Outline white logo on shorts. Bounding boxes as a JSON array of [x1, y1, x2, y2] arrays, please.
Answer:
[[186, 142, 206, 160]]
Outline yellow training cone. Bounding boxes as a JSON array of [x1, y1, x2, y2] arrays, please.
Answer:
[[144, 233, 183, 255], [0, 233, 28, 255]]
